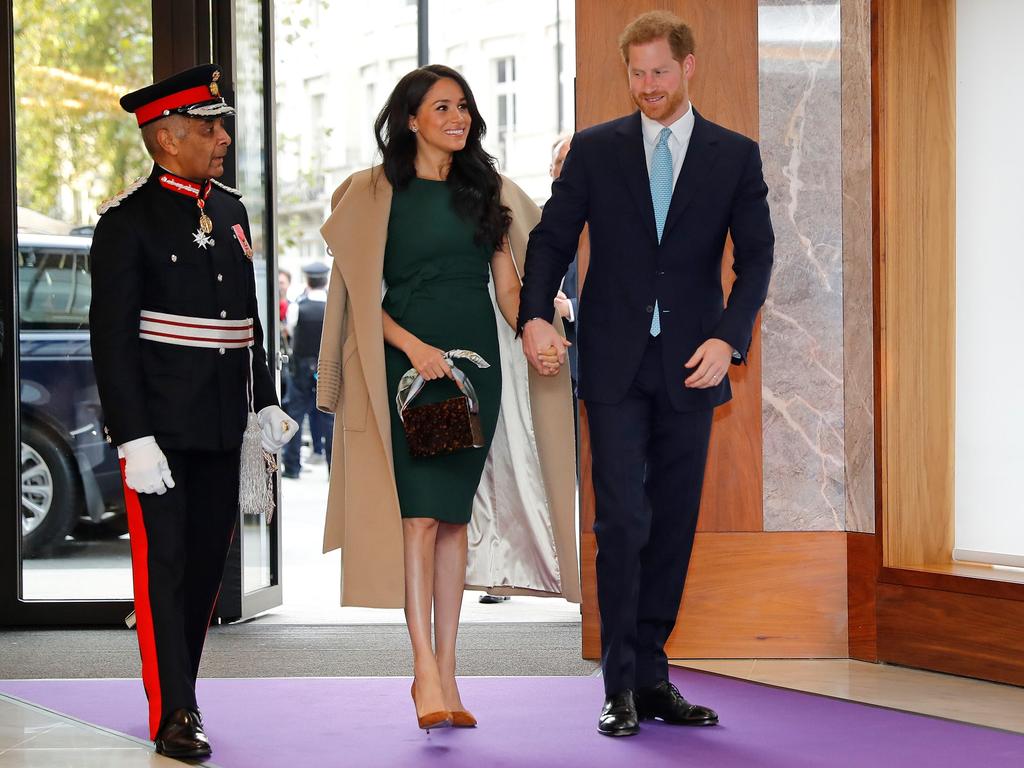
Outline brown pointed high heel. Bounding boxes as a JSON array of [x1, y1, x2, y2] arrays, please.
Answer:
[[411, 681, 452, 731], [450, 709, 477, 728]]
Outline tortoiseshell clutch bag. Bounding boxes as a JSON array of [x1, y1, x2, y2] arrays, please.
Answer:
[[395, 349, 490, 459]]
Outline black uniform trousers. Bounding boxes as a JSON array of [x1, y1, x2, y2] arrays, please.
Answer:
[[122, 447, 240, 739], [584, 336, 714, 696]]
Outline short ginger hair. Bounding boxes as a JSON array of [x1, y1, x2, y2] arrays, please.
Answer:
[[618, 11, 695, 65]]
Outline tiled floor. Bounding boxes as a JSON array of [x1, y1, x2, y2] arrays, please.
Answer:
[[3, 659, 1022, 765], [674, 658, 1024, 735], [0, 695, 189, 766]]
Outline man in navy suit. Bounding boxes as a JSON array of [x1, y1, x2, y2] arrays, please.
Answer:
[[517, 11, 773, 737]]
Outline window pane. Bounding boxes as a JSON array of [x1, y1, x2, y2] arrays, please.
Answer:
[[428, 0, 575, 201], [13, 0, 153, 600], [236, 0, 274, 594], [18, 245, 92, 329], [272, 2, 420, 596], [275, 0, 418, 275]]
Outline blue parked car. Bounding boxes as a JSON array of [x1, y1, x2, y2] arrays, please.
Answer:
[[18, 233, 126, 556]]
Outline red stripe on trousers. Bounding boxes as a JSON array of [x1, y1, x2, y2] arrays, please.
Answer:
[[120, 459, 163, 739]]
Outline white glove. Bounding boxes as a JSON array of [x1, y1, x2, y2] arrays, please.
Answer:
[[121, 436, 175, 495], [257, 405, 299, 453]]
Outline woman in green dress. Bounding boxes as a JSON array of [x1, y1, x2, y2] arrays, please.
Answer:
[[374, 66, 564, 730]]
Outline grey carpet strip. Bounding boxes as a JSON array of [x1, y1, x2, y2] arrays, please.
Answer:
[[0, 622, 598, 679]]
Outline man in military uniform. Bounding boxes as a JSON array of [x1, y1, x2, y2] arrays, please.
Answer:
[[282, 260, 333, 478], [88, 64, 297, 760]]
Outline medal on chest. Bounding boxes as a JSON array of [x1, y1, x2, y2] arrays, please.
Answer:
[[231, 223, 254, 260], [159, 172, 216, 249]]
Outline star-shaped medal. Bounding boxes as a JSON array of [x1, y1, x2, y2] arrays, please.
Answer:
[[193, 228, 215, 250]]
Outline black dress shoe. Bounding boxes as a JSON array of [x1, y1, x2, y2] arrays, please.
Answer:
[[636, 680, 719, 726], [154, 708, 212, 759], [478, 594, 510, 604], [598, 690, 639, 737]]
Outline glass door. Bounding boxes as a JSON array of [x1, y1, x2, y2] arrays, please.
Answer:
[[0, 0, 155, 625], [0, 0, 282, 625], [215, 0, 283, 621]]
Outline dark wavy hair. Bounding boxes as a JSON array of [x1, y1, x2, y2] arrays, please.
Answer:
[[374, 65, 511, 251]]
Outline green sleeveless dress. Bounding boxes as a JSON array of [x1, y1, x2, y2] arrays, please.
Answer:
[[383, 178, 502, 524]]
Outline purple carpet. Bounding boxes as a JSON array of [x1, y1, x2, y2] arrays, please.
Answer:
[[2, 668, 1023, 767]]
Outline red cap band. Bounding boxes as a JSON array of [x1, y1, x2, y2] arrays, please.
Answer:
[[134, 85, 218, 126]]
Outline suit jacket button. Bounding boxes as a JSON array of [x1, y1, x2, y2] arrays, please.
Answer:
[[217, 273, 223, 282], [170, 254, 177, 263], [105, 435, 112, 444], [219, 348, 226, 356], [645, 305, 654, 313], [220, 310, 227, 318]]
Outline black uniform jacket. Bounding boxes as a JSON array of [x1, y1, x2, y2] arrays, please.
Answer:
[[89, 165, 278, 452], [517, 109, 774, 412]]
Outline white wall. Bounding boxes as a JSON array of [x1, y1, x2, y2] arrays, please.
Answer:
[[954, 0, 1024, 565]]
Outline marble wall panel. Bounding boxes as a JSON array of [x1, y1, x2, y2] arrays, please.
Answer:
[[758, 0, 845, 530]]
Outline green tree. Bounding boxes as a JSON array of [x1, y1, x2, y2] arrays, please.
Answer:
[[13, 0, 152, 223]]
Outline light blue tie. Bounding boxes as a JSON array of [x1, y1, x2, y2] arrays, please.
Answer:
[[649, 127, 672, 336]]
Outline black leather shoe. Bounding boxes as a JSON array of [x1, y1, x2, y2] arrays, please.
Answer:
[[598, 690, 639, 737], [636, 680, 719, 726], [478, 594, 510, 604], [154, 708, 212, 759]]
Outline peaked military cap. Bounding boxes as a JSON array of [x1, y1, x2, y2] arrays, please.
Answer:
[[301, 261, 330, 277], [120, 64, 235, 127]]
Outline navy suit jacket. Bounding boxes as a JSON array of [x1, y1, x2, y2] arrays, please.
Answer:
[[518, 109, 774, 412]]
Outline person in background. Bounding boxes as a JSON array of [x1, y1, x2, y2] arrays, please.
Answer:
[[479, 133, 580, 608], [282, 260, 333, 478], [278, 267, 293, 400], [278, 268, 292, 324], [550, 134, 580, 408]]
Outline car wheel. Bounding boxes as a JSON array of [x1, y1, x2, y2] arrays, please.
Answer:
[[21, 421, 80, 558]]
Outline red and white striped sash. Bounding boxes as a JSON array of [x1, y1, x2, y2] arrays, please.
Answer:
[[139, 310, 254, 349]]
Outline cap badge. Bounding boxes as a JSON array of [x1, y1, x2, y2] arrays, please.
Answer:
[[209, 70, 221, 98]]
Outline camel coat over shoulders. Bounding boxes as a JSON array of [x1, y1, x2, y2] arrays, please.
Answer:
[[316, 168, 581, 608]]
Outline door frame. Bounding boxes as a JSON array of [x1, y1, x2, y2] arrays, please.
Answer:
[[0, 0, 282, 626]]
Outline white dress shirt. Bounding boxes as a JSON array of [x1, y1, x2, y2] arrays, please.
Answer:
[[640, 102, 695, 190]]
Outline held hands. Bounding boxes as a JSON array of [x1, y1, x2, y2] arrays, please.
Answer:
[[684, 338, 734, 389], [537, 345, 562, 374], [121, 436, 175, 495], [521, 318, 571, 377], [257, 405, 299, 453]]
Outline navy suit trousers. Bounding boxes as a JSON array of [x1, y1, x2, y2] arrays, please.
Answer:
[[585, 336, 713, 695]]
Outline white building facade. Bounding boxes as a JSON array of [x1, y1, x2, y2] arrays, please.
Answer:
[[274, 0, 576, 278]]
